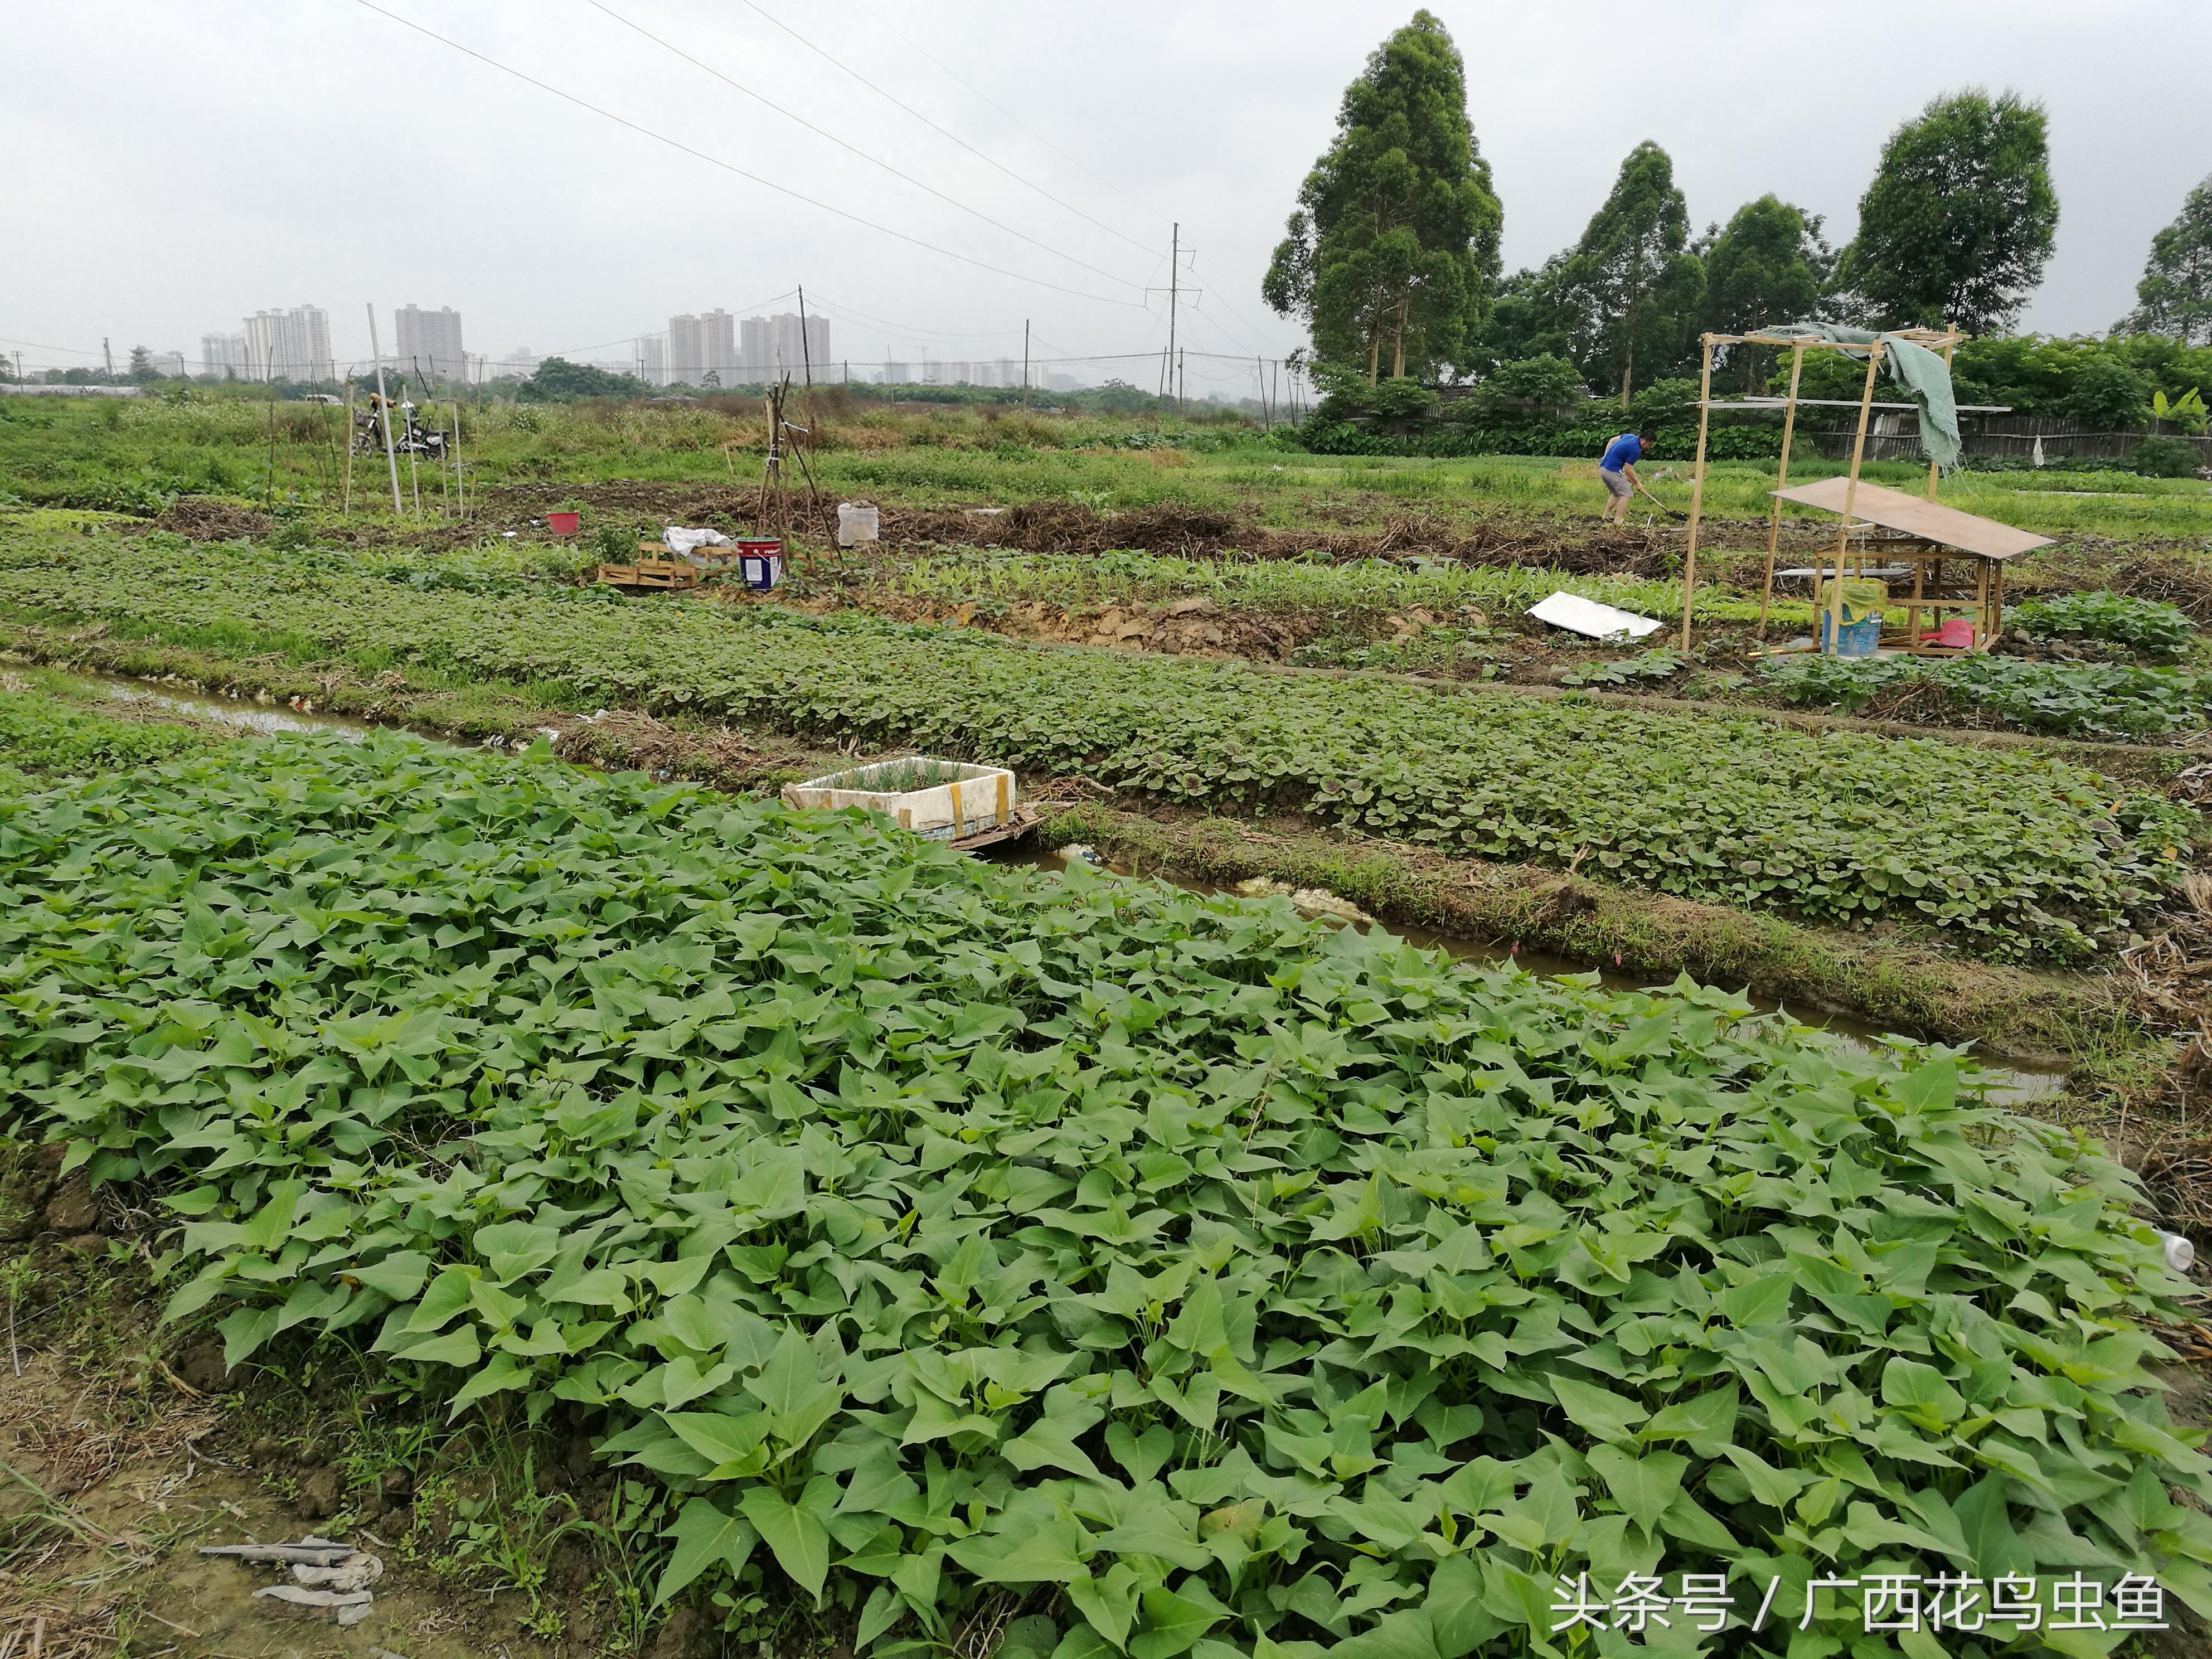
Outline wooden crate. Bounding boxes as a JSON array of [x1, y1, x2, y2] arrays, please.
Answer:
[[595, 559, 701, 591]]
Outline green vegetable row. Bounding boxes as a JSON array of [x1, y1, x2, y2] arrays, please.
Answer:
[[1760, 653, 2211, 739], [0, 533, 2188, 961], [3, 721, 2205, 1656]]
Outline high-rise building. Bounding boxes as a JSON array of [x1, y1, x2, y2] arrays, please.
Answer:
[[201, 333, 248, 379], [668, 311, 738, 385], [668, 313, 706, 384], [739, 316, 773, 384], [394, 304, 466, 381], [880, 360, 910, 386], [702, 310, 735, 381], [638, 334, 667, 387], [242, 304, 333, 382], [739, 312, 831, 384]]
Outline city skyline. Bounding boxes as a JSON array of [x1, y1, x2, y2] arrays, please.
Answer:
[[394, 304, 466, 382]]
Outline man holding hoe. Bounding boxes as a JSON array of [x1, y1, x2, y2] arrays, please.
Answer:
[[1597, 428, 1659, 522]]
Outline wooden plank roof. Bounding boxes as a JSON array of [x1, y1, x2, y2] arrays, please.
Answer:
[[1770, 476, 2054, 560]]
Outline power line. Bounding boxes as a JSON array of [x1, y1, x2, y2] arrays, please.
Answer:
[[733, 0, 1157, 261], [0, 333, 108, 360], [587, 3, 1146, 296], [1185, 254, 1288, 356], [350, 1, 1147, 311], [842, 0, 1173, 237], [797, 293, 1027, 345]]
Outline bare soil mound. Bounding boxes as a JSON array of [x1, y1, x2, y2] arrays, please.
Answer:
[[154, 497, 273, 540], [2108, 551, 2212, 620], [876, 501, 1701, 575]]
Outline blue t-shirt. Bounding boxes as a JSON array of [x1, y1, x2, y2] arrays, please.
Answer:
[[1599, 433, 1642, 472]]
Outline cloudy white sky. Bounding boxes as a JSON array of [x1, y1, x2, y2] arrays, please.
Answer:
[[7, 0, 2208, 394]]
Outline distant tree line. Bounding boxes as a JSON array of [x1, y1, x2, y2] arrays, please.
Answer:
[[1263, 12, 2212, 434]]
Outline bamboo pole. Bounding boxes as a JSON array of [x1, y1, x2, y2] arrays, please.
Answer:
[[1754, 342, 1806, 644], [405, 356, 423, 518], [451, 401, 464, 520], [366, 305, 404, 516], [341, 377, 356, 517], [1823, 344, 1884, 653], [1677, 336, 1715, 651]]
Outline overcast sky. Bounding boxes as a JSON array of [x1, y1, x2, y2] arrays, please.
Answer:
[[8, 0, 2209, 394]]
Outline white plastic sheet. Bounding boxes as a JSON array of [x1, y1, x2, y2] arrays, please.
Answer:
[[662, 525, 733, 557], [1527, 591, 1663, 642]]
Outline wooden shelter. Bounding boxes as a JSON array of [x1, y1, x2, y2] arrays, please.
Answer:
[[1671, 326, 1979, 652], [1762, 476, 2052, 654]]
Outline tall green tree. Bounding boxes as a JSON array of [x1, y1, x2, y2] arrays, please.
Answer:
[[2119, 174, 2212, 345], [1699, 196, 1831, 389], [1557, 141, 1705, 403], [1835, 89, 2058, 332], [1262, 12, 1502, 384]]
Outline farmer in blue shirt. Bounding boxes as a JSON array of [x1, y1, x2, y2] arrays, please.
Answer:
[[1597, 428, 1653, 523]]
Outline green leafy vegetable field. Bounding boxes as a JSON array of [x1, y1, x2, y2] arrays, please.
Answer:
[[0, 535, 2186, 962], [0, 672, 214, 785], [1, 723, 2205, 1655]]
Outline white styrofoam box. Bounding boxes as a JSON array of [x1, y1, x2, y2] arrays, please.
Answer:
[[782, 756, 1015, 841]]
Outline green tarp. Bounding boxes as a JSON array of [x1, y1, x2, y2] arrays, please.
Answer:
[[1759, 322, 1962, 474]]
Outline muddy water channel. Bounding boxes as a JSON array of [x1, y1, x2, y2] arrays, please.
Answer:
[[62, 670, 2068, 1103]]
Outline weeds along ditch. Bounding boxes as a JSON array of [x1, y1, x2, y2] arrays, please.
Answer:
[[0, 532, 2191, 964], [1, 716, 2209, 1653]]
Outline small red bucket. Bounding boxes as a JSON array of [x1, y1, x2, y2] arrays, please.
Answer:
[[547, 511, 581, 536]]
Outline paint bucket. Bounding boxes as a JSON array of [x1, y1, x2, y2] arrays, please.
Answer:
[[546, 511, 581, 536]]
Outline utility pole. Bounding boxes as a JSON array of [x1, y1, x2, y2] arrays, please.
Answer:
[[102, 338, 114, 378], [1177, 348, 1185, 410], [797, 285, 815, 396], [1167, 222, 1178, 416], [366, 304, 404, 516], [1022, 319, 1030, 409]]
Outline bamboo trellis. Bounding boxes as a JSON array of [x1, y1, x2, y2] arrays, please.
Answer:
[[1675, 327, 1967, 653]]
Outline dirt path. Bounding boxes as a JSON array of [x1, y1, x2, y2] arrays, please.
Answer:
[[0, 1150, 666, 1658]]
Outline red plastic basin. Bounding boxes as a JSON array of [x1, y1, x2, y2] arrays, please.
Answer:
[[547, 511, 581, 536]]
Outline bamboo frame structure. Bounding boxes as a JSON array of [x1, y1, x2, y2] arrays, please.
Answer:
[[1675, 327, 1966, 654]]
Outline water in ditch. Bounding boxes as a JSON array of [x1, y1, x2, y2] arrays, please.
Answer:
[[79, 671, 389, 741]]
